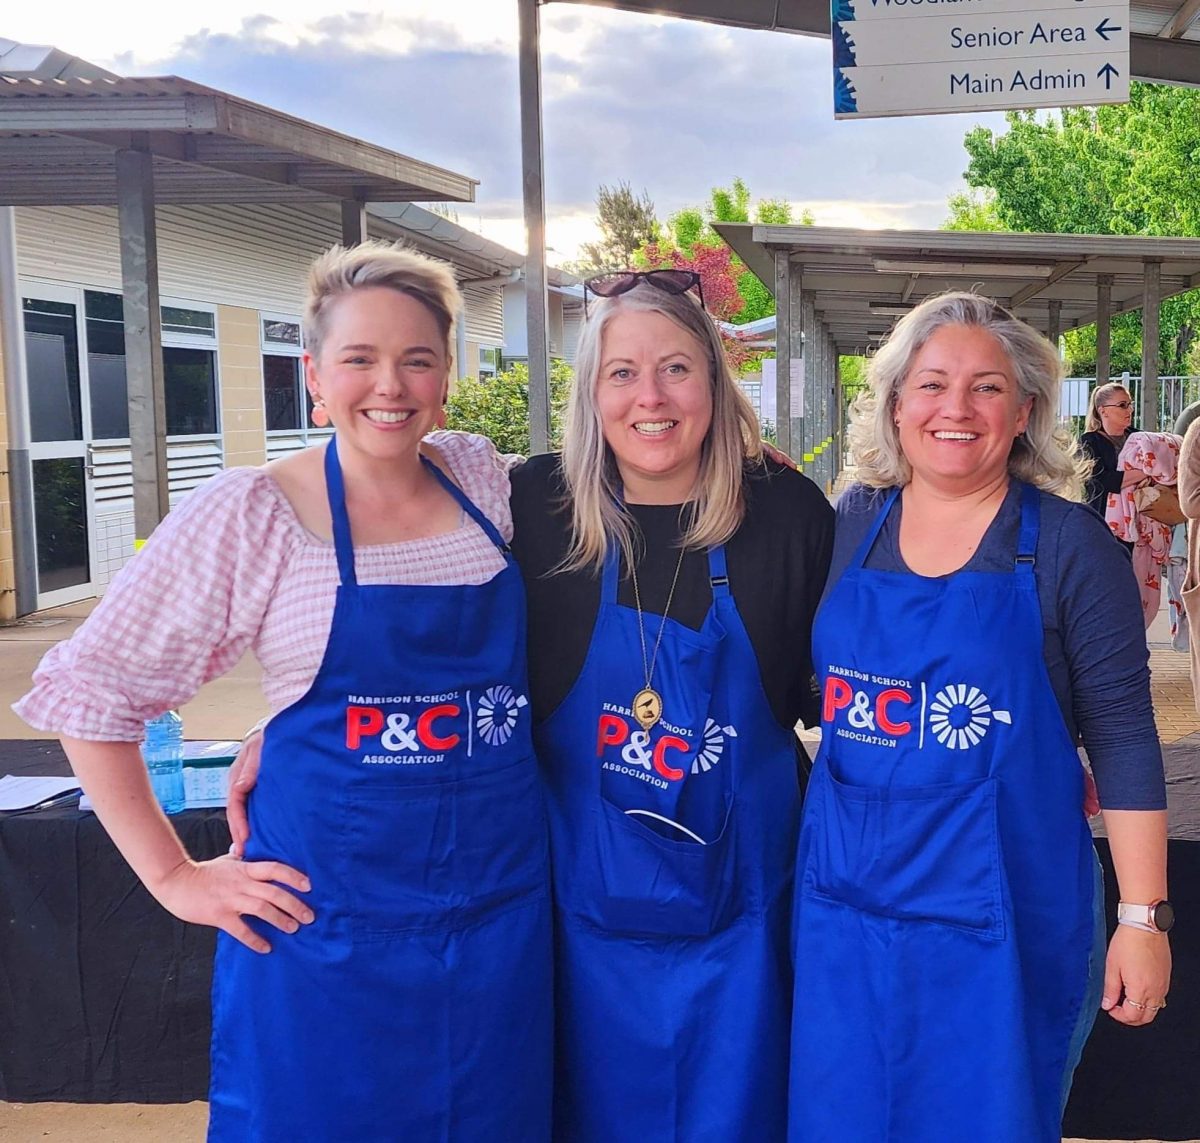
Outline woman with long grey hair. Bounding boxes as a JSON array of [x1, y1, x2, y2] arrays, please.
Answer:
[[789, 292, 1169, 1143]]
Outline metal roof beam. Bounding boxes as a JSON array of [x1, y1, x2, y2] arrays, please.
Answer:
[[1159, 0, 1200, 39], [1131, 33, 1200, 85]]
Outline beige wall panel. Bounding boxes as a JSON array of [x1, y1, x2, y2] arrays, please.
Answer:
[[218, 304, 266, 467]]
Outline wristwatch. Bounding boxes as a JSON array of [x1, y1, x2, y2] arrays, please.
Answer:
[[1117, 900, 1175, 933]]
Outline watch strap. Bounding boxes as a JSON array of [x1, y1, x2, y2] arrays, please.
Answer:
[[1117, 901, 1167, 932]]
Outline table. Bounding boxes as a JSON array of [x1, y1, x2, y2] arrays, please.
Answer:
[[0, 743, 227, 1103], [1, 745, 1197, 1137]]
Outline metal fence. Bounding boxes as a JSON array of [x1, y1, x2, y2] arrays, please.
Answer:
[[1063, 373, 1200, 433]]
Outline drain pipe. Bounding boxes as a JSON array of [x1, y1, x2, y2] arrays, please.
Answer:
[[0, 208, 37, 617]]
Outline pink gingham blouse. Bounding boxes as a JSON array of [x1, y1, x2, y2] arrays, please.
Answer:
[[14, 432, 514, 741]]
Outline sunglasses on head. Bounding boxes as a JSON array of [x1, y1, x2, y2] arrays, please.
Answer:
[[582, 269, 704, 317]]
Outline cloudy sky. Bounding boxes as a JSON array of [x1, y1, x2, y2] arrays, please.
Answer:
[[6, 0, 1005, 261]]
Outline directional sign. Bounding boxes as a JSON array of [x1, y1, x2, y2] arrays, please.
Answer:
[[833, 0, 1130, 119]]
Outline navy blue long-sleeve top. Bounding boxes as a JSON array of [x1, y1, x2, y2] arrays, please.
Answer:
[[829, 481, 1166, 810]]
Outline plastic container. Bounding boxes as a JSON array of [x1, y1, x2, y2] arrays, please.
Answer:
[[143, 710, 185, 815]]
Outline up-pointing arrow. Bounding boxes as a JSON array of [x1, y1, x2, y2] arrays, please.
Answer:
[[1098, 62, 1119, 89], [1096, 17, 1122, 41]]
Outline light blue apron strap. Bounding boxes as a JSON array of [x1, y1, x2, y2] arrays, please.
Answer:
[[708, 544, 731, 599], [1015, 481, 1040, 575], [420, 454, 511, 556], [848, 487, 901, 571], [324, 436, 357, 587]]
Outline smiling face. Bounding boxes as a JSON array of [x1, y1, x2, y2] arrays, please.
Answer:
[[894, 324, 1032, 493], [305, 286, 448, 463], [595, 308, 715, 503], [1097, 387, 1133, 437]]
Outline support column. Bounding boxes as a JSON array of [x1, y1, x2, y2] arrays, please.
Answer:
[[801, 292, 816, 470], [116, 144, 169, 542], [1096, 274, 1113, 387], [1047, 299, 1061, 350], [1142, 260, 1162, 431], [773, 252, 792, 456], [518, 0, 551, 453], [815, 321, 828, 488], [0, 208, 37, 615], [340, 200, 367, 246]]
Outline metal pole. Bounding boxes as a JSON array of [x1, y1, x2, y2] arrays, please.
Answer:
[[773, 252, 791, 456], [1046, 299, 1061, 350], [518, 0, 551, 453], [340, 200, 368, 246], [0, 208, 38, 615], [1142, 260, 1162, 431], [116, 144, 170, 541], [1095, 274, 1113, 386]]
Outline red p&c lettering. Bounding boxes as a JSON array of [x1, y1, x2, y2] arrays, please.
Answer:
[[346, 705, 384, 749], [596, 713, 629, 756], [653, 736, 689, 781], [823, 677, 853, 723], [417, 705, 461, 750], [876, 688, 913, 736]]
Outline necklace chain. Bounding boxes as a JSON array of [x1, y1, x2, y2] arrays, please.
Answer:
[[630, 543, 687, 693]]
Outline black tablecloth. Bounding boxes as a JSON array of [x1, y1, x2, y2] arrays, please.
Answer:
[[0, 741, 227, 1102], [1, 743, 1197, 1137]]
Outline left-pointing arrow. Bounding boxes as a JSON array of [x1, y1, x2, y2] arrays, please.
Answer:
[[1095, 17, 1123, 41], [1098, 62, 1119, 89]]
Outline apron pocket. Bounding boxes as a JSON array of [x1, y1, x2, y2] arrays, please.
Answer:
[[807, 770, 1005, 940], [338, 756, 547, 940], [576, 797, 740, 938]]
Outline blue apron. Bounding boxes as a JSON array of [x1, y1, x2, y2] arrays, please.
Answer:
[[538, 540, 800, 1142], [208, 439, 552, 1142], [790, 483, 1097, 1142]]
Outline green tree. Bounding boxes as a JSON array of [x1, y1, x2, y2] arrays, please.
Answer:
[[641, 179, 813, 324], [574, 182, 661, 275], [955, 87, 1200, 376], [445, 361, 573, 455]]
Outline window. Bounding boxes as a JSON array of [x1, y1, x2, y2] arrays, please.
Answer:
[[740, 380, 762, 419], [80, 293, 218, 438], [261, 315, 313, 433], [479, 345, 499, 379]]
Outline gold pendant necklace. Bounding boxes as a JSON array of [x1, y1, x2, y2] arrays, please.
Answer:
[[630, 543, 687, 731]]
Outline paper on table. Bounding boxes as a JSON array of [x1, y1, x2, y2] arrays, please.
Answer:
[[0, 774, 82, 811]]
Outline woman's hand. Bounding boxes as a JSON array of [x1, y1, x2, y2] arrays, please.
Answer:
[[1121, 466, 1148, 488], [762, 441, 799, 471], [152, 854, 313, 954], [227, 730, 264, 858], [1101, 925, 1172, 1026]]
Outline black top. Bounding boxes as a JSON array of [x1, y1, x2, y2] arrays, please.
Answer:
[[509, 454, 835, 731], [1079, 429, 1131, 517]]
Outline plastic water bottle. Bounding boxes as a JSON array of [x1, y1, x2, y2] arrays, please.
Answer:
[[143, 710, 185, 815]]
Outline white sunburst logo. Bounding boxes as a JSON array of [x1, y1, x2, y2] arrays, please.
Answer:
[[475, 685, 528, 747], [691, 718, 738, 774], [927, 684, 1012, 750]]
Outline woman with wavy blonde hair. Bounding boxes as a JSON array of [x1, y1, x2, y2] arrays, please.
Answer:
[[788, 291, 1169, 1143], [509, 270, 834, 1140]]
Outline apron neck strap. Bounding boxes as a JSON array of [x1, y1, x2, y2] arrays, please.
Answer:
[[848, 487, 901, 571], [1015, 480, 1039, 573], [324, 438, 512, 588], [325, 436, 357, 586]]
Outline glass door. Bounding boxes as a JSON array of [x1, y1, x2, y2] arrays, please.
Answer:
[[22, 286, 96, 609]]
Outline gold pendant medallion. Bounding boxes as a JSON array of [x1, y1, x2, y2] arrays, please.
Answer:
[[632, 687, 663, 731]]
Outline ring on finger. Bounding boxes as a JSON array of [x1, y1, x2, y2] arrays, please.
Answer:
[[1126, 998, 1166, 1011]]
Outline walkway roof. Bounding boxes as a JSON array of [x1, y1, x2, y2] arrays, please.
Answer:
[[0, 74, 477, 207], [716, 222, 1200, 354], [549, 1, 1200, 87]]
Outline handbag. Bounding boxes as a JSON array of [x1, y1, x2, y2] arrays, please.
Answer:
[[1133, 480, 1187, 526]]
